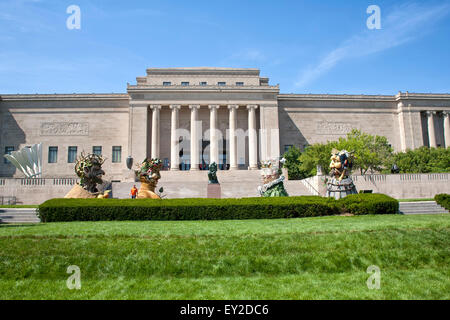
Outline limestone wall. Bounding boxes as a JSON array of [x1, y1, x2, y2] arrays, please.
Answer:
[[0, 94, 130, 179], [351, 173, 449, 199], [0, 172, 448, 204]]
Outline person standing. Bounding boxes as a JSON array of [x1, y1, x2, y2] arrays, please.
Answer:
[[130, 185, 138, 199]]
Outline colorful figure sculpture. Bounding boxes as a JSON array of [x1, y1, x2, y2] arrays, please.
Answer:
[[258, 158, 289, 197], [208, 162, 219, 184], [135, 158, 162, 199], [65, 152, 110, 198], [326, 149, 357, 199]]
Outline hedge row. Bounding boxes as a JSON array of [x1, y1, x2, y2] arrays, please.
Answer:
[[37, 194, 399, 222], [434, 194, 450, 211]]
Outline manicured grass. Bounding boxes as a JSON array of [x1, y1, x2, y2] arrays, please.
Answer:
[[398, 198, 434, 202], [0, 214, 449, 299]]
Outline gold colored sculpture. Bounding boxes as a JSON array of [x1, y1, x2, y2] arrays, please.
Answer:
[[64, 152, 111, 199], [135, 158, 163, 199], [326, 149, 357, 199]]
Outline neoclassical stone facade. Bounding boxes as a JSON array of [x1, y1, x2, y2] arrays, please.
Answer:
[[1, 67, 449, 180]]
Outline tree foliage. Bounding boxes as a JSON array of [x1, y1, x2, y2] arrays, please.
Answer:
[[282, 146, 306, 180], [285, 130, 394, 179], [385, 147, 450, 173], [283, 130, 449, 180]]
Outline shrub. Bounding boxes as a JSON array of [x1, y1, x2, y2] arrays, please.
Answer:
[[38, 194, 399, 222], [386, 147, 450, 174], [337, 194, 399, 215], [434, 194, 450, 211]]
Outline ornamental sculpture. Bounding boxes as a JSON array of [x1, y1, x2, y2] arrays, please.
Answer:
[[135, 158, 163, 199], [326, 148, 357, 199], [3, 143, 42, 178], [257, 158, 289, 197], [208, 162, 219, 184], [65, 152, 111, 198]]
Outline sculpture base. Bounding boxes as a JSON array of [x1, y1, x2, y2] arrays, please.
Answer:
[[64, 184, 99, 199], [207, 183, 221, 198], [326, 177, 357, 200], [136, 180, 161, 199]]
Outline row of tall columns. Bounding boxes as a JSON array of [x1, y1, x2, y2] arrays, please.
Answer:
[[150, 104, 259, 170], [426, 111, 450, 148]]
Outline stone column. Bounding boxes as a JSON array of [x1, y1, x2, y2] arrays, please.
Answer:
[[150, 105, 161, 159], [208, 105, 220, 165], [189, 105, 201, 171], [444, 111, 450, 148], [426, 111, 437, 148], [170, 104, 181, 171], [228, 105, 239, 170], [247, 105, 258, 169]]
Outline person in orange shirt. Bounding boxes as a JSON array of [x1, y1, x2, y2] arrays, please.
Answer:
[[130, 185, 138, 199]]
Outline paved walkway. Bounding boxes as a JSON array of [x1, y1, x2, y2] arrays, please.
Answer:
[[399, 201, 448, 215], [0, 208, 40, 223]]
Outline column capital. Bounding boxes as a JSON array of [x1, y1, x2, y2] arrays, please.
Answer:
[[208, 104, 220, 110], [246, 104, 258, 110], [425, 110, 437, 116], [227, 104, 239, 110], [170, 104, 181, 110], [442, 110, 450, 117], [189, 104, 200, 110], [150, 104, 161, 110]]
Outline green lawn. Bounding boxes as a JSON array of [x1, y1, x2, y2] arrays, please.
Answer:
[[0, 214, 449, 299]]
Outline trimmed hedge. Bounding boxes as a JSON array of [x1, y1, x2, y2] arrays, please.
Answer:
[[435, 194, 450, 211], [38, 194, 399, 222]]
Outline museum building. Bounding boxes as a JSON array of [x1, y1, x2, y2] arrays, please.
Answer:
[[0, 67, 449, 180]]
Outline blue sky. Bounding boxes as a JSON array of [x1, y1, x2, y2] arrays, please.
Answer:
[[0, 0, 449, 94]]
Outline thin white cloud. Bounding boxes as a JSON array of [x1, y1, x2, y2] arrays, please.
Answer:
[[295, 3, 450, 88]]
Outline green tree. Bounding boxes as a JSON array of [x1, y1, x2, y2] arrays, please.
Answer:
[[299, 142, 337, 177], [386, 147, 450, 173], [297, 129, 394, 178], [282, 146, 306, 180], [337, 129, 393, 174]]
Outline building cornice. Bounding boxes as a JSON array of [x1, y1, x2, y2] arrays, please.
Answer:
[[277, 94, 395, 102], [0, 93, 130, 102], [145, 67, 260, 76], [127, 85, 279, 94], [395, 92, 450, 100]]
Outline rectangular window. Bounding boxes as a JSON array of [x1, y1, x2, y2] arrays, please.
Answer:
[[200, 81, 207, 86], [217, 82, 226, 86], [4, 146, 14, 164], [112, 146, 122, 163], [163, 81, 171, 86], [68, 146, 77, 163], [236, 82, 244, 86], [181, 82, 189, 86], [48, 146, 58, 163], [92, 146, 102, 155]]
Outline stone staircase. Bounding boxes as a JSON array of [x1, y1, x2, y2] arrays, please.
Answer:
[[399, 201, 448, 215], [0, 208, 40, 223], [112, 170, 314, 198]]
